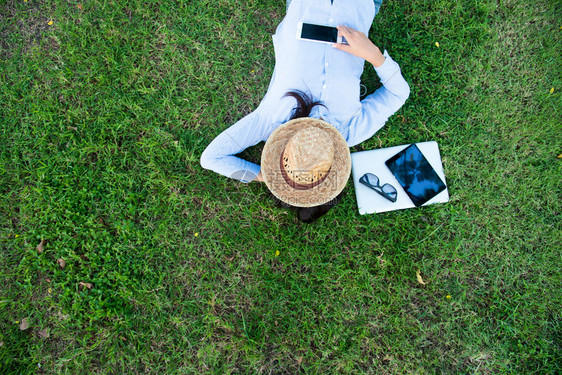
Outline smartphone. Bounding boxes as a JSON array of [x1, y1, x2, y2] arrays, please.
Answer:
[[296, 22, 347, 45]]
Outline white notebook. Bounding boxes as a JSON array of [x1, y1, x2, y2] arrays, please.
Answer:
[[351, 141, 449, 215]]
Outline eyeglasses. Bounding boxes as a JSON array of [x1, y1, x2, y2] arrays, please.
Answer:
[[359, 173, 397, 203]]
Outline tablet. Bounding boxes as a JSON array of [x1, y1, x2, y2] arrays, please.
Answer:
[[385, 144, 447, 207]]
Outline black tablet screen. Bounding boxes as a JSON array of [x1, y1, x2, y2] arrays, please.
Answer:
[[385, 144, 446, 207]]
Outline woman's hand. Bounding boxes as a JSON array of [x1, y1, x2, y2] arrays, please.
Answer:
[[332, 25, 385, 68], [254, 170, 264, 182]]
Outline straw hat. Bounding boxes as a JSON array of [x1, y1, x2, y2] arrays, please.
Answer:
[[261, 118, 351, 207]]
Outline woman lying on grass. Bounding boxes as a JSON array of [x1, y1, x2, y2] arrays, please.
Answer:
[[201, 0, 410, 222]]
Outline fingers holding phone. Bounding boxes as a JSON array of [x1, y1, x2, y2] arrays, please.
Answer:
[[332, 25, 385, 67]]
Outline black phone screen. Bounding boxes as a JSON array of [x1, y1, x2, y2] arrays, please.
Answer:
[[385, 144, 446, 207], [301, 23, 338, 43]]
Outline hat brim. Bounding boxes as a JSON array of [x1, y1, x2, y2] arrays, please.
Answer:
[[261, 118, 351, 208]]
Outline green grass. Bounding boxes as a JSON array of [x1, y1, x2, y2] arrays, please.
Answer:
[[1, 0, 560, 373]]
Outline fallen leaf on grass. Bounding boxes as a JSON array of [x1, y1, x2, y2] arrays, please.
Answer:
[[38, 328, 49, 338], [120, 336, 127, 341], [297, 357, 303, 364], [471, 352, 491, 362], [19, 318, 30, 330], [0, 341, 4, 347], [377, 251, 386, 267], [57, 259, 65, 269], [558, 154, 562, 159], [79, 282, 93, 290], [77, 4, 83, 10], [36, 239, 45, 253], [416, 269, 427, 285]]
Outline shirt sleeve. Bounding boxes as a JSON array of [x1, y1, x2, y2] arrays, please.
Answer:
[[345, 50, 410, 147], [200, 110, 267, 183]]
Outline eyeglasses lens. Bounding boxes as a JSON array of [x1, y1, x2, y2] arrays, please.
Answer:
[[364, 173, 379, 187], [382, 183, 397, 199]]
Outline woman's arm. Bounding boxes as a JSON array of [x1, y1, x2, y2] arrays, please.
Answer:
[[200, 111, 268, 183], [333, 25, 410, 147]]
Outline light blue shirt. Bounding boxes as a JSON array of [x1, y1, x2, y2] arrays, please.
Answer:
[[201, 0, 410, 183]]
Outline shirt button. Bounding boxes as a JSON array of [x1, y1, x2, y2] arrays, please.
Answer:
[[325, 62, 328, 67], [323, 84, 327, 89]]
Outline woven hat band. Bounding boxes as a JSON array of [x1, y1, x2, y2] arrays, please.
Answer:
[[279, 155, 332, 190]]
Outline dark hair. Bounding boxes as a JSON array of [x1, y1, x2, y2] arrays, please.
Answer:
[[284, 90, 326, 120], [274, 90, 341, 223]]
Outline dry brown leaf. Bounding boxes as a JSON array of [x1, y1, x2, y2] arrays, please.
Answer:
[[416, 269, 427, 285], [79, 282, 93, 289], [37, 239, 45, 253], [77, 4, 83, 10], [38, 328, 49, 338], [297, 357, 303, 364], [377, 251, 386, 267], [57, 258, 65, 269], [67, 126, 78, 131], [120, 336, 127, 341], [0, 341, 4, 347], [19, 318, 30, 330]]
